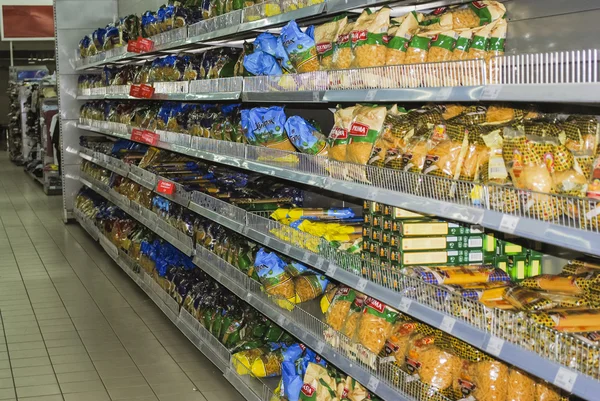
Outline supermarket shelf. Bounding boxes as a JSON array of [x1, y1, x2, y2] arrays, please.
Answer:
[[73, 211, 269, 401], [25, 169, 44, 186], [76, 151, 600, 398], [76, 122, 600, 258], [76, 92, 242, 102]]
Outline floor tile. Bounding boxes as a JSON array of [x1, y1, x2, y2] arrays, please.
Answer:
[[15, 384, 61, 398], [59, 379, 106, 394], [63, 390, 111, 401]]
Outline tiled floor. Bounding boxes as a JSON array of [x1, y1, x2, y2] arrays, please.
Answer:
[[0, 155, 240, 400]]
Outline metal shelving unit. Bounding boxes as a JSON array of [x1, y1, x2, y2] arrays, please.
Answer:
[[76, 151, 600, 399]]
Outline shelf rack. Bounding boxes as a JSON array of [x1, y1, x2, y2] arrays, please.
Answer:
[[73, 208, 276, 401], [75, 150, 599, 399]]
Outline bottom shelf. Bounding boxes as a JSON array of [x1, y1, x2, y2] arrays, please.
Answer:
[[74, 210, 279, 401], [25, 168, 44, 185]]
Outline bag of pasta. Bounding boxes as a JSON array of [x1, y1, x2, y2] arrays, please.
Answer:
[[328, 106, 355, 162], [454, 358, 508, 401], [424, 30, 459, 87], [452, 1, 506, 30], [324, 286, 356, 347], [385, 12, 421, 66], [422, 123, 469, 182], [419, 7, 452, 33], [405, 334, 459, 398], [382, 321, 419, 367], [315, 17, 346, 70], [243, 106, 296, 152], [346, 105, 387, 165], [293, 271, 329, 304], [459, 22, 496, 86], [536, 380, 569, 401], [339, 293, 365, 361], [284, 116, 329, 156], [398, 128, 433, 174], [254, 248, 295, 302], [487, 17, 507, 83], [452, 29, 473, 61], [356, 297, 398, 360], [380, 112, 415, 169], [299, 362, 338, 401], [332, 21, 355, 70], [351, 7, 390, 69], [281, 20, 319, 73]]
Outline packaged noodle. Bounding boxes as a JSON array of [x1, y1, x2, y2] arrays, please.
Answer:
[[281, 20, 319, 73], [405, 32, 431, 65], [284, 116, 329, 156], [356, 297, 398, 355], [452, 29, 474, 61], [408, 266, 510, 286], [506, 369, 536, 401], [536, 380, 569, 401], [381, 113, 415, 169], [315, 17, 345, 70], [504, 286, 589, 311], [341, 293, 365, 361], [459, 359, 509, 401], [299, 363, 338, 401], [254, 248, 295, 301], [420, 7, 452, 33], [328, 106, 355, 162], [383, 321, 419, 367], [452, 1, 506, 30], [405, 334, 459, 395], [529, 308, 600, 332], [242, 107, 296, 152], [385, 12, 421, 66], [487, 18, 507, 83], [346, 105, 387, 165], [467, 22, 495, 61], [424, 30, 459, 87], [325, 287, 356, 331], [521, 272, 600, 294], [293, 272, 328, 303], [351, 7, 390, 68], [422, 123, 469, 181], [331, 20, 355, 71]]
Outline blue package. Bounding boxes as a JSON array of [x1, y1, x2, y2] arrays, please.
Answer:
[[280, 20, 318, 73], [305, 25, 315, 40], [275, 36, 295, 73], [246, 107, 287, 147], [281, 361, 302, 401], [243, 51, 283, 76], [254, 33, 278, 57], [283, 116, 327, 155], [92, 28, 106, 49]]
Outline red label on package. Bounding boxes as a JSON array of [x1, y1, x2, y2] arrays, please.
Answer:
[[127, 37, 154, 53], [316, 42, 333, 54], [471, 1, 486, 9], [129, 84, 154, 98], [301, 384, 315, 397], [365, 297, 386, 313], [349, 122, 369, 137], [351, 30, 367, 43], [130, 129, 145, 142], [156, 180, 175, 195]]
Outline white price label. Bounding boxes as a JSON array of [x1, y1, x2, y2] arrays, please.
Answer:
[[481, 85, 502, 100], [398, 297, 412, 313], [365, 89, 377, 101], [314, 341, 325, 353], [312, 91, 320, 102], [264, 237, 272, 246], [553, 367, 577, 392], [499, 214, 519, 234], [367, 376, 380, 391], [302, 253, 311, 263], [277, 315, 287, 327], [246, 292, 253, 302], [315, 258, 325, 269], [435, 87, 453, 101], [326, 265, 338, 276], [283, 244, 292, 254], [356, 278, 368, 291], [485, 336, 504, 357], [440, 316, 456, 333]]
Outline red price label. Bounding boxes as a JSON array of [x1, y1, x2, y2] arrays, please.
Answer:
[[130, 129, 159, 146], [127, 37, 154, 53], [129, 84, 154, 99], [156, 180, 175, 195]]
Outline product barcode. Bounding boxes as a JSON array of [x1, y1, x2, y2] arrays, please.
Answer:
[[489, 167, 505, 174], [469, 252, 483, 262]]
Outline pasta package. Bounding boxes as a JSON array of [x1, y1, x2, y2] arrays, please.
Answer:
[[427, 30, 458, 63], [383, 321, 419, 367], [454, 359, 509, 401], [405, 334, 459, 395], [452, 29, 474, 61], [293, 272, 329, 303], [405, 32, 431, 65], [529, 308, 600, 332], [452, 1, 506, 30], [325, 286, 356, 331], [487, 17, 507, 83], [356, 297, 398, 355], [281, 20, 319, 73], [346, 105, 387, 165], [328, 106, 355, 162], [254, 248, 295, 301], [299, 363, 338, 401], [385, 12, 421, 66], [332, 21, 355, 70], [315, 17, 345, 70], [536, 380, 568, 401], [242, 107, 296, 152], [284, 116, 329, 156], [420, 7, 453, 33], [520, 272, 600, 295], [506, 369, 536, 401], [351, 7, 391, 68]]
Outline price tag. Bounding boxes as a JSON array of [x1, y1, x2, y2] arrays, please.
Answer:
[[398, 297, 412, 313], [485, 336, 504, 357], [356, 278, 368, 291], [435, 87, 453, 101], [264, 236, 272, 246], [127, 37, 154, 53], [553, 367, 577, 392], [283, 244, 291, 254], [314, 341, 325, 353], [499, 214, 519, 234], [315, 258, 325, 269], [326, 265, 337, 276], [127, 40, 141, 53], [156, 180, 176, 195], [129, 84, 155, 99], [312, 91, 320, 102], [131, 129, 159, 146], [367, 376, 380, 392], [365, 89, 377, 101], [439, 316, 456, 333], [302, 252, 311, 263], [277, 315, 287, 327], [245, 292, 253, 302], [481, 84, 502, 101]]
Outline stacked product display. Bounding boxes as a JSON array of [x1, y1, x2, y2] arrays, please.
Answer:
[[7, 82, 22, 163], [58, 0, 600, 401]]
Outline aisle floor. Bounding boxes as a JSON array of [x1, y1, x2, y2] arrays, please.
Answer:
[[0, 154, 240, 400]]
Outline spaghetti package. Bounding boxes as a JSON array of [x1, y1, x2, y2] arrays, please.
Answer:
[[351, 7, 391, 68], [346, 105, 387, 165], [356, 297, 398, 355], [405, 334, 459, 397], [281, 20, 319, 73], [328, 106, 355, 162], [284, 116, 329, 156], [408, 266, 510, 286], [331, 21, 355, 70], [504, 286, 589, 311], [529, 308, 600, 332], [315, 18, 345, 70]]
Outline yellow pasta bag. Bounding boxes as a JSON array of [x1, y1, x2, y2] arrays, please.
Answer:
[[424, 30, 459, 87], [341, 293, 366, 362], [456, 359, 509, 401], [328, 105, 355, 162], [346, 105, 387, 165], [356, 297, 398, 355], [325, 286, 356, 331], [385, 12, 422, 66], [419, 7, 453, 33], [466, 21, 496, 61], [487, 17, 507, 83], [506, 369, 536, 401], [452, 1, 506, 30], [315, 17, 346, 70], [536, 380, 568, 401], [332, 21, 355, 70], [405, 31, 431, 65], [351, 7, 390, 68], [452, 29, 474, 61], [382, 321, 419, 367]]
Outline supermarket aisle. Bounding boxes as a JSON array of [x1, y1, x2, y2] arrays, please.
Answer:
[[0, 153, 239, 401]]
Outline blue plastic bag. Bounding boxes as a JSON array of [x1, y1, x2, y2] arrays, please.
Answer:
[[280, 20, 318, 73], [284, 116, 328, 155], [243, 51, 283, 76]]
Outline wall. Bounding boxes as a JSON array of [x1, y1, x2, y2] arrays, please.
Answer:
[[118, 0, 162, 16]]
